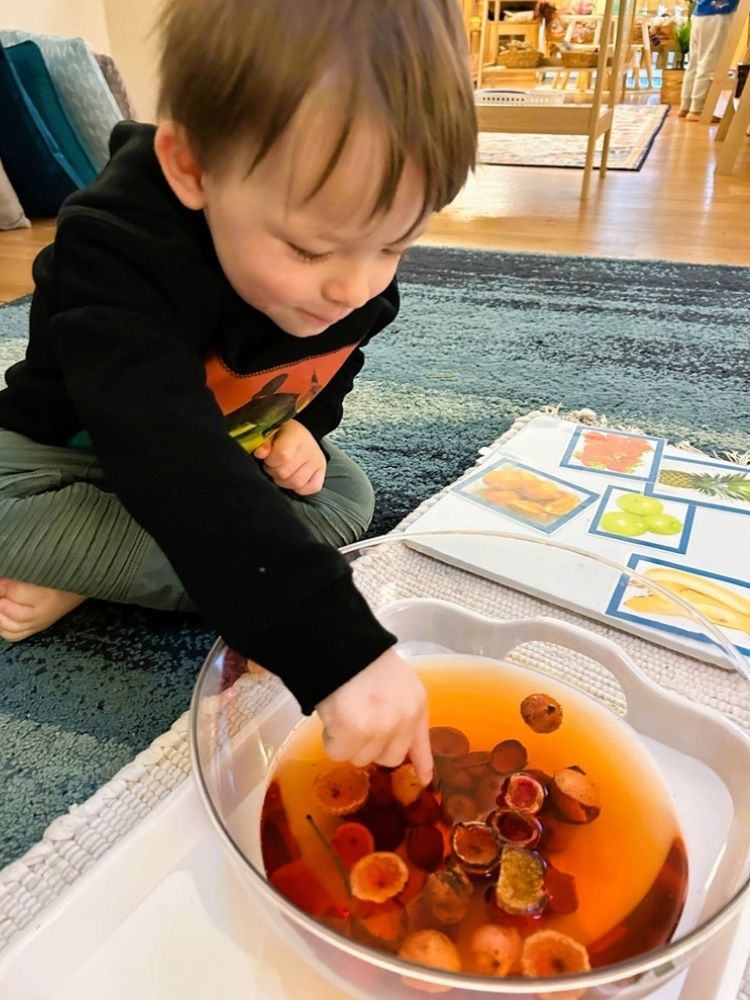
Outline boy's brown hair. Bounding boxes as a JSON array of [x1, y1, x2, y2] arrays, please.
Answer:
[[157, 0, 477, 218]]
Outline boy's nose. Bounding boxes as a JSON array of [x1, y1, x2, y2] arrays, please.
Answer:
[[323, 265, 370, 310]]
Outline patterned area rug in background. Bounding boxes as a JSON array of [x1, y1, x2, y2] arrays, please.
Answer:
[[1, 245, 749, 869], [478, 103, 670, 170]]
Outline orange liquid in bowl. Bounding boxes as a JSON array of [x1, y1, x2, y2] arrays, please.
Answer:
[[260, 657, 687, 979]]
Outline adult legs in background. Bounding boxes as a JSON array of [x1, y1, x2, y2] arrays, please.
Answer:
[[681, 14, 734, 118]]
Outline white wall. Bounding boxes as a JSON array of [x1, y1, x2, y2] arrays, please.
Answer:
[[1, 0, 163, 122], [0, 0, 111, 53], [103, 0, 161, 122]]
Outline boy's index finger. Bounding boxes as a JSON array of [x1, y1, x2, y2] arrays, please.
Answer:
[[409, 713, 434, 788]]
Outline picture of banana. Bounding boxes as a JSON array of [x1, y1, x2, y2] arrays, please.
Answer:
[[625, 567, 750, 635]]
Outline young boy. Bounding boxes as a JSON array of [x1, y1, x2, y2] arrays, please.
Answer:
[[0, 0, 477, 783]]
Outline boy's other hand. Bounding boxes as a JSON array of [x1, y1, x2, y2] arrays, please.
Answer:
[[315, 648, 433, 786], [253, 419, 326, 495]]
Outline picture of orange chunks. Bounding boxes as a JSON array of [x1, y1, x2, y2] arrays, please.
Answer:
[[479, 467, 579, 522]]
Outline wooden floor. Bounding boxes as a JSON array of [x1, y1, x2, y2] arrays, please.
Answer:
[[1, 108, 749, 305]]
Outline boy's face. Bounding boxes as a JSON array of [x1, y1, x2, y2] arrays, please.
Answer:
[[193, 118, 428, 337]]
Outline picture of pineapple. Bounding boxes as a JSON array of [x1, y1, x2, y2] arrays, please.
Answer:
[[657, 469, 750, 504]]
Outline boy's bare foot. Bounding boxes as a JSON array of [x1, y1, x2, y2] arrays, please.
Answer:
[[685, 112, 701, 122], [0, 579, 85, 641], [678, 109, 689, 118]]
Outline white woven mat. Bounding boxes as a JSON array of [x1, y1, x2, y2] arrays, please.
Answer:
[[2, 406, 749, 998]]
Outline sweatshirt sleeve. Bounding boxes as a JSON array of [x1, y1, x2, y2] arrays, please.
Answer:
[[295, 280, 399, 441], [50, 216, 396, 713]]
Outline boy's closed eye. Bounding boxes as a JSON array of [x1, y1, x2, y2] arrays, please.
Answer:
[[286, 241, 408, 263]]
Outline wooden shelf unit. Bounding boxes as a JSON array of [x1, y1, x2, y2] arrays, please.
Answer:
[[474, 0, 632, 200]]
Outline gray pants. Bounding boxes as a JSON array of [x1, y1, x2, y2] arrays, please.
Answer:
[[0, 429, 374, 613]]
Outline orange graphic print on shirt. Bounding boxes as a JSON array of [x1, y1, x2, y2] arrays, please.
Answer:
[[204, 342, 360, 453]]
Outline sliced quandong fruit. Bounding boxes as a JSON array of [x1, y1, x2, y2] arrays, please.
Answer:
[[521, 928, 590, 978], [350, 851, 409, 903], [495, 846, 548, 916], [550, 767, 601, 824], [490, 739, 528, 773], [489, 808, 543, 850], [407, 824, 445, 871], [392, 763, 423, 807], [312, 765, 370, 816], [429, 726, 470, 757], [469, 924, 522, 977], [450, 821, 502, 876], [352, 898, 409, 952], [499, 772, 546, 814], [423, 866, 474, 924], [520, 693, 563, 734], [398, 929, 462, 974], [331, 822, 376, 869]]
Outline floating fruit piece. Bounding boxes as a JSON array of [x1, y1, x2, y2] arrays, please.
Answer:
[[453, 750, 491, 773], [397, 862, 428, 905], [476, 771, 505, 812], [355, 804, 406, 851], [368, 766, 395, 806], [443, 793, 479, 824], [350, 851, 409, 902], [423, 866, 474, 924], [617, 494, 664, 517], [520, 693, 563, 734], [451, 822, 502, 876], [500, 772, 546, 814], [392, 763, 423, 807], [521, 930, 590, 993], [270, 858, 336, 917], [429, 725, 470, 757], [312, 765, 370, 816], [404, 790, 442, 826], [495, 846, 548, 917], [524, 767, 553, 789], [399, 929, 462, 990], [600, 511, 648, 537], [490, 809, 543, 850], [469, 923, 522, 977], [331, 822, 376, 869], [643, 512, 683, 535], [407, 825, 445, 871], [352, 899, 409, 952], [436, 758, 474, 791], [260, 781, 301, 876], [544, 861, 579, 915], [490, 739, 528, 774], [550, 768, 601, 824]]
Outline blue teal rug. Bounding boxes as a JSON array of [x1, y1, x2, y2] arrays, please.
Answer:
[[1, 246, 749, 868]]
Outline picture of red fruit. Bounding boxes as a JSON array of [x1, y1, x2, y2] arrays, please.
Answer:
[[574, 431, 654, 474]]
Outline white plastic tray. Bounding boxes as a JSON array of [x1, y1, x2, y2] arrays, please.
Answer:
[[1, 774, 749, 1000]]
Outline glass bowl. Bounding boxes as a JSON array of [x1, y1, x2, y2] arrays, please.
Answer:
[[190, 531, 750, 999]]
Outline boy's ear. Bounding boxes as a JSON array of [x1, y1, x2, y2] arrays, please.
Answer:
[[154, 121, 207, 210]]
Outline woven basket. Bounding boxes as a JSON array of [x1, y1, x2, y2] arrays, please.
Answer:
[[561, 49, 599, 69], [497, 48, 543, 68]]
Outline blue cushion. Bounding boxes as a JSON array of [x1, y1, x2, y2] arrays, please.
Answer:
[[0, 30, 121, 171], [5, 41, 97, 187], [0, 44, 83, 216]]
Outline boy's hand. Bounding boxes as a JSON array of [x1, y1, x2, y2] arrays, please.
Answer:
[[315, 648, 433, 786], [253, 420, 326, 495]]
